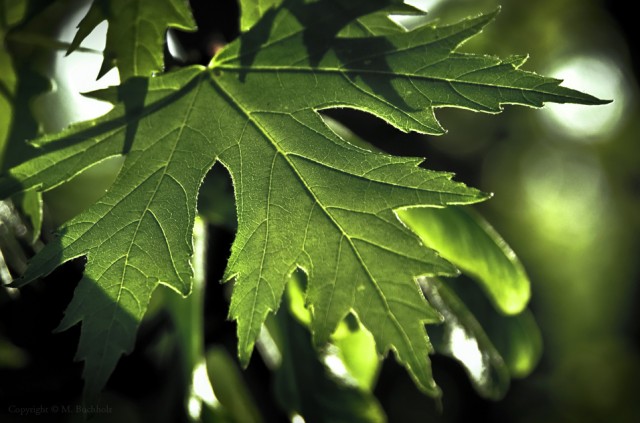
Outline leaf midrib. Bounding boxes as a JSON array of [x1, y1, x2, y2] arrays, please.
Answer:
[[214, 64, 579, 101]]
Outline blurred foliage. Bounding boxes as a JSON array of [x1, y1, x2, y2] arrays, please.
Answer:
[[1, 0, 638, 422], [416, 0, 640, 422]]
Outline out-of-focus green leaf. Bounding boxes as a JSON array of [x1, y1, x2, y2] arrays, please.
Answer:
[[269, 297, 386, 423], [445, 275, 543, 380], [13, 189, 42, 244], [1, 0, 71, 171], [490, 310, 542, 378], [398, 206, 530, 315], [286, 271, 381, 391], [399, 204, 541, 391], [238, 0, 281, 32], [331, 316, 380, 391], [68, 0, 197, 80], [163, 217, 218, 422], [0, 8, 15, 161], [206, 347, 263, 423], [421, 277, 510, 400], [0, 337, 28, 368]]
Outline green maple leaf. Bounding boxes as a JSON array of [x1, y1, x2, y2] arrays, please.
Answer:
[[67, 0, 196, 80], [0, 7, 17, 162], [237, 0, 419, 33], [0, 1, 605, 403], [239, 0, 281, 32]]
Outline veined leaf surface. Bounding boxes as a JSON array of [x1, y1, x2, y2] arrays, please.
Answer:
[[0, 0, 605, 402], [67, 0, 196, 80]]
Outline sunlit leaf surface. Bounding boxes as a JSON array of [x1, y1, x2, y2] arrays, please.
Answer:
[[0, 0, 603, 402]]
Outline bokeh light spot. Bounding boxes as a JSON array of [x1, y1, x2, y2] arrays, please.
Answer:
[[541, 55, 626, 142]]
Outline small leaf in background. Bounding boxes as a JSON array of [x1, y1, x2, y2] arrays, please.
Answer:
[[398, 206, 530, 315], [399, 205, 542, 396], [286, 271, 381, 391], [67, 0, 197, 80], [13, 189, 42, 244], [206, 347, 263, 423], [491, 310, 542, 378], [421, 277, 511, 400], [444, 277, 543, 381], [263, 287, 386, 423], [330, 315, 380, 392], [238, 0, 281, 32]]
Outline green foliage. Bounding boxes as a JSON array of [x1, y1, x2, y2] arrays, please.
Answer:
[[398, 207, 530, 314], [238, 0, 281, 32], [0, 0, 605, 418], [67, 0, 197, 80]]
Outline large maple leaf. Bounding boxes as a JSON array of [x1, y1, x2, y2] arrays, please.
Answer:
[[0, 0, 605, 403]]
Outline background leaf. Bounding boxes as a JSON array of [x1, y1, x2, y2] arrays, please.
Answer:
[[398, 206, 530, 315], [421, 277, 511, 399], [262, 289, 386, 423], [238, 0, 281, 32], [68, 0, 197, 80]]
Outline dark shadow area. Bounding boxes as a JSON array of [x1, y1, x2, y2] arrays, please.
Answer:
[[119, 77, 149, 156], [232, 0, 415, 111], [375, 353, 523, 423], [320, 107, 487, 188], [0, 264, 200, 422], [604, 0, 640, 359], [169, 0, 240, 67], [0, 257, 85, 421], [237, 0, 399, 70], [0, 68, 50, 171], [197, 165, 237, 231], [1, 222, 191, 422], [604, 1, 640, 81]]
